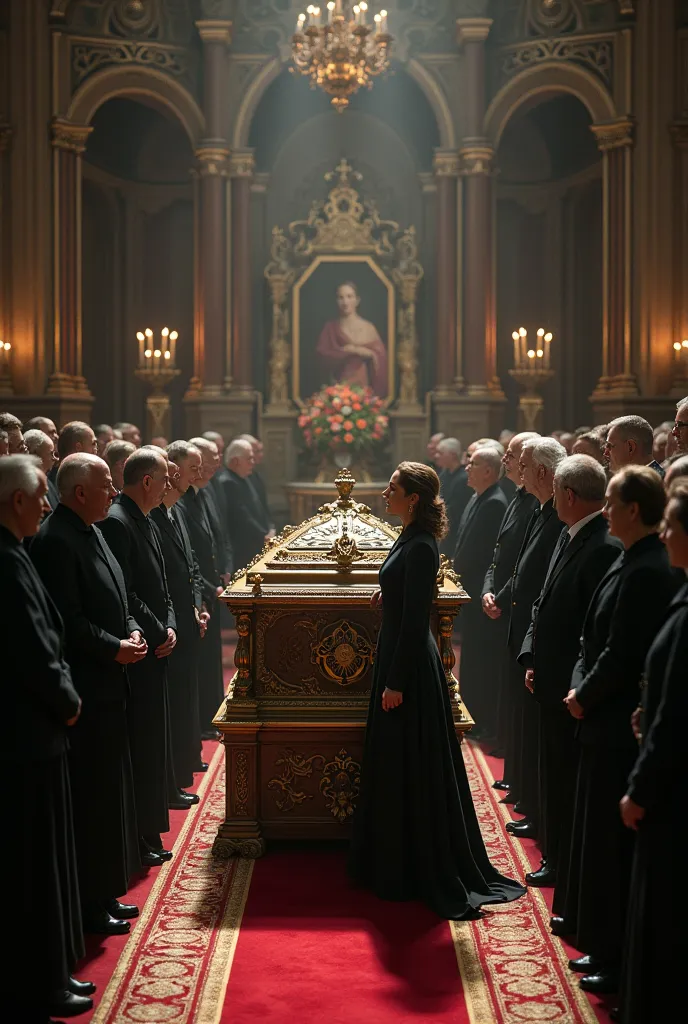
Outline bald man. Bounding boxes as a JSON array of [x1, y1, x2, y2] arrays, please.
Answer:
[[31, 453, 146, 935]]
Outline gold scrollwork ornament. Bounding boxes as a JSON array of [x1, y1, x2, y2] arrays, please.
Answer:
[[319, 749, 361, 822], [311, 620, 375, 686]]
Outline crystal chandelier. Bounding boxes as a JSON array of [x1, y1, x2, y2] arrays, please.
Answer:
[[292, 1, 392, 113]]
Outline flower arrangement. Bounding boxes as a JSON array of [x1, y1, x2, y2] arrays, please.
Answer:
[[298, 383, 389, 456]]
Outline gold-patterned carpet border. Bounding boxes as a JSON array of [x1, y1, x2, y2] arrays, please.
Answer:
[[91, 745, 254, 1024], [452, 741, 599, 1024]]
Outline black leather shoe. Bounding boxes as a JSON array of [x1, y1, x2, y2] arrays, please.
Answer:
[[569, 955, 603, 974], [140, 849, 164, 867], [526, 864, 557, 887], [48, 991, 94, 1017], [508, 821, 538, 838], [178, 788, 200, 805], [512, 801, 528, 815], [168, 796, 192, 810], [609, 1009, 621, 1022], [201, 729, 220, 740], [492, 779, 510, 791], [500, 792, 517, 804], [580, 969, 619, 994], [195, 762, 209, 772], [106, 899, 139, 919], [550, 915, 569, 936], [83, 910, 131, 936], [68, 977, 96, 996]]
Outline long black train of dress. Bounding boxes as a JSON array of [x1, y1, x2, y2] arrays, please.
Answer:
[[349, 522, 525, 919]]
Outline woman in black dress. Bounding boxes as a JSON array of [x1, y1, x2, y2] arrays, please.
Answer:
[[349, 462, 525, 920], [617, 479, 688, 1024]]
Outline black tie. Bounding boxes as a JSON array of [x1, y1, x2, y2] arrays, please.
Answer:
[[544, 529, 570, 586]]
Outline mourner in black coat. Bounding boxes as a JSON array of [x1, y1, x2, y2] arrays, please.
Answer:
[[99, 451, 177, 860], [482, 483, 538, 767], [618, 582, 688, 1023], [221, 470, 269, 574], [0, 457, 90, 1021], [151, 488, 204, 789], [453, 452, 508, 737], [437, 442, 472, 557], [349, 495, 525, 919], [559, 474, 680, 993], [519, 470, 622, 887], [31, 471, 146, 932]]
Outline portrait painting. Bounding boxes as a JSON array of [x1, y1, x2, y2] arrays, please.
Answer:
[[293, 257, 394, 404]]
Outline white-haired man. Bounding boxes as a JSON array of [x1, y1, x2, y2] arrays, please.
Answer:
[[31, 453, 147, 937], [238, 432, 274, 534], [453, 446, 509, 739], [220, 438, 270, 574], [517, 455, 621, 891], [435, 437, 471, 556], [504, 437, 568, 842], [24, 427, 59, 509], [481, 431, 540, 788], [0, 454, 95, 1020], [672, 396, 688, 455]]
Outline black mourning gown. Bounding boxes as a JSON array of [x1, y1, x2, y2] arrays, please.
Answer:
[[349, 523, 526, 919]]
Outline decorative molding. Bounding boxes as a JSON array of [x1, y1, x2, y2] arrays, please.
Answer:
[[229, 149, 255, 178], [590, 117, 634, 151], [71, 37, 188, 86], [196, 19, 233, 46], [51, 117, 93, 154], [196, 145, 229, 176], [433, 149, 461, 177], [456, 17, 493, 46], [499, 34, 614, 89], [459, 142, 495, 176], [528, 0, 582, 35]]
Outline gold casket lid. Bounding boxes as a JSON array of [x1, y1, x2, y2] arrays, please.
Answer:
[[222, 469, 469, 606]]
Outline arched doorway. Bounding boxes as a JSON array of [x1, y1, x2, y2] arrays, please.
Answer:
[[80, 96, 195, 435], [495, 92, 603, 428]]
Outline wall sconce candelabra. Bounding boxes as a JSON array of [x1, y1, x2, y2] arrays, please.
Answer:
[[508, 327, 554, 431], [134, 327, 180, 440], [671, 338, 688, 397], [0, 340, 13, 396]]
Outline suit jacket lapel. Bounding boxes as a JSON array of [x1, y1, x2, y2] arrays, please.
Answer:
[[156, 506, 186, 559], [93, 525, 128, 614]]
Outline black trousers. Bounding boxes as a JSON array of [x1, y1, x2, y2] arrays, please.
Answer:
[[560, 742, 637, 962], [458, 604, 502, 738], [537, 706, 578, 871], [198, 601, 224, 731], [508, 656, 540, 828]]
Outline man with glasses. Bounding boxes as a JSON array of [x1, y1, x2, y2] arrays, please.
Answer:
[[604, 416, 663, 476], [0, 411, 27, 454], [673, 397, 688, 455]]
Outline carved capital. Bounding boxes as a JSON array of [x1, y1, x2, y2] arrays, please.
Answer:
[[591, 118, 634, 152], [0, 123, 12, 154], [196, 19, 232, 45], [196, 144, 229, 176], [51, 118, 93, 155], [459, 142, 495, 176], [230, 150, 256, 179], [671, 122, 688, 151], [456, 17, 493, 47], [433, 149, 461, 178]]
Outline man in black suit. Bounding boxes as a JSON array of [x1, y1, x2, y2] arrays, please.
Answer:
[[31, 453, 147, 936], [453, 446, 508, 738], [0, 454, 95, 1021], [604, 414, 664, 476], [179, 441, 226, 736], [104, 438, 136, 492], [191, 436, 233, 580], [151, 443, 206, 790], [505, 436, 567, 841], [24, 428, 59, 509], [481, 431, 539, 780], [556, 466, 679, 994], [436, 437, 472, 557], [238, 433, 275, 535], [99, 448, 178, 865], [220, 438, 270, 575], [518, 455, 621, 888]]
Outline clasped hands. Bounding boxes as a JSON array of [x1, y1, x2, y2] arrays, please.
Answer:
[[482, 593, 502, 620], [115, 630, 148, 665], [564, 688, 584, 719]]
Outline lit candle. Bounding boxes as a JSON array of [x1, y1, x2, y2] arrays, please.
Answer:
[[380, 7, 388, 33], [512, 331, 520, 369], [296, 11, 306, 33], [161, 326, 169, 358], [374, 12, 381, 32], [544, 332, 553, 370], [313, 5, 321, 25], [0, 340, 10, 371], [518, 327, 527, 368], [169, 330, 178, 367], [360, 1, 368, 24], [137, 331, 145, 367], [327, 1, 335, 23]]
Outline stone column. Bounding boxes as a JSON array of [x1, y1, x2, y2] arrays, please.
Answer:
[[191, 19, 232, 399], [591, 118, 637, 398], [433, 150, 459, 391], [229, 150, 256, 392], [0, 124, 11, 363], [454, 16, 504, 438], [672, 122, 688, 369], [48, 118, 93, 400]]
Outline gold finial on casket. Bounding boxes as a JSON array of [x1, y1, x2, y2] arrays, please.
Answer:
[[334, 467, 356, 506]]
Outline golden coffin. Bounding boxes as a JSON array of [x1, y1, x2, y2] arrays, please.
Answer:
[[213, 469, 471, 858]]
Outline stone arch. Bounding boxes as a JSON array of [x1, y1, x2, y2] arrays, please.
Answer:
[[231, 56, 454, 151], [484, 62, 617, 147], [67, 66, 205, 146]]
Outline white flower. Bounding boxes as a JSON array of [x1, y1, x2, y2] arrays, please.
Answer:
[[330, 421, 342, 432], [341, 405, 352, 416]]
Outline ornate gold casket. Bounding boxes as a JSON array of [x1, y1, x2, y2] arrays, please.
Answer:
[[213, 470, 471, 858]]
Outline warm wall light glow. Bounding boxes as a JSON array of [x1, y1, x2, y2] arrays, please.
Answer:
[[675, 342, 683, 351]]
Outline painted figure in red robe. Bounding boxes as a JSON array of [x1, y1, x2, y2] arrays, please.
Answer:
[[316, 282, 388, 397]]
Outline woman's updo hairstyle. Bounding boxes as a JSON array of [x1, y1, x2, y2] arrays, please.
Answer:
[[396, 461, 448, 540]]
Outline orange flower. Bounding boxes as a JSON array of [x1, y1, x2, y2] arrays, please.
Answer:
[[355, 418, 367, 429], [352, 403, 362, 411], [342, 420, 354, 431], [314, 426, 323, 435], [343, 433, 354, 444]]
